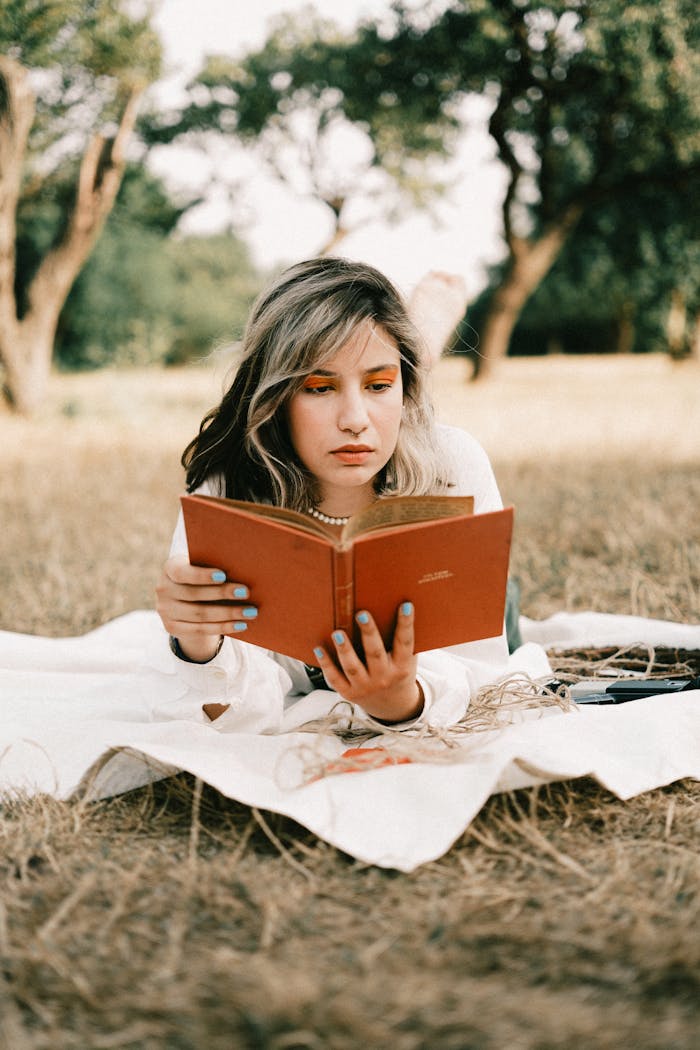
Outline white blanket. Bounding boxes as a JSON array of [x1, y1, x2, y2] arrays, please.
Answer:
[[1, 611, 698, 871]]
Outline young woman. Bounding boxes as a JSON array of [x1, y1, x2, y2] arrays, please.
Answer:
[[156, 257, 510, 732]]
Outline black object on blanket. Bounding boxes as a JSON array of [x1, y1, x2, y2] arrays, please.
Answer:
[[572, 677, 699, 705]]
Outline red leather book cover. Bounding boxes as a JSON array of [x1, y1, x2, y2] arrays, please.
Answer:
[[181, 496, 513, 665], [353, 508, 513, 652]]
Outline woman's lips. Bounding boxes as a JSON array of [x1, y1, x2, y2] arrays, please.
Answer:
[[331, 445, 373, 464]]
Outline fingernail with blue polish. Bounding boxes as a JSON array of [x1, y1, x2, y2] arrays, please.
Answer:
[[401, 601, 413, 616], [356, 611, 370, 625], [333, 631, 345, 646], [233, 585, 249, 599], [211, 570, 226, 583], [313, 647, 324, 661], [242, 606, 258, 619], [233, 623, 248, 632]]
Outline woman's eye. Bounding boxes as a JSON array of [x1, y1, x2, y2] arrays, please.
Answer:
[[365, 369, 398, 392], [301, 377, 337, 394]]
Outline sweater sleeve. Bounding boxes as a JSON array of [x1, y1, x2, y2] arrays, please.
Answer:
[[160, 637, 291, 735], [169, 477, 221, 558], [165, 476, 290, 733]]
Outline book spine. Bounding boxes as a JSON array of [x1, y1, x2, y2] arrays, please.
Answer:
[[332, 547, 355, 635]]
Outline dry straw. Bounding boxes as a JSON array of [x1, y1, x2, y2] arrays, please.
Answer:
[[1, 358, 698, 1049]]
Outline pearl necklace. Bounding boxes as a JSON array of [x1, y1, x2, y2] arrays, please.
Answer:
[[307, 507, 350, 526]]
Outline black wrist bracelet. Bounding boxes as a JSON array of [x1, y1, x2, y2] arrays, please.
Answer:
[[169, 635, 224, 664]]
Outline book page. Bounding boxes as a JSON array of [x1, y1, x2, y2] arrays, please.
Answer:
[[342, 494, 474, 542], [188, 496, 333, 539], [184, 493, 474, 545]]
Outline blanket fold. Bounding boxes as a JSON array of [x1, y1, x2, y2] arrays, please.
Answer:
[[1, 610, 698, 870]]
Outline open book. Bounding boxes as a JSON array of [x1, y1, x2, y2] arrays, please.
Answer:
[[181, 494, 514, 665]]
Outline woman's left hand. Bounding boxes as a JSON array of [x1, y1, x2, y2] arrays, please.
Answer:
[[312, 602, 423, 723]]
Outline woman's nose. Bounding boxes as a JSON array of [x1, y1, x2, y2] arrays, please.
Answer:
[[337, 387, 369, 434]]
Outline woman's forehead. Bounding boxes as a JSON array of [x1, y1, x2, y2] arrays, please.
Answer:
[[317, 322, 400, 373]]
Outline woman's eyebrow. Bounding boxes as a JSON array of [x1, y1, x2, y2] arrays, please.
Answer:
[[304, 363, 399, 378], [364, 363, 400, 376]]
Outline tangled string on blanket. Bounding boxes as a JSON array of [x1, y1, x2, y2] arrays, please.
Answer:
[[282, 643, 700, 786], [281, 673, 574, 787], [61, 642, 698, 801]]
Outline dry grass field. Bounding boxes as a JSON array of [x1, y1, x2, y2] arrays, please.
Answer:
[[1, 353, 699, 1049]]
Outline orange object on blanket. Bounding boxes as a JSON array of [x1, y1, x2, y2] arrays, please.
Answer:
[[322, 747, 413, 777]]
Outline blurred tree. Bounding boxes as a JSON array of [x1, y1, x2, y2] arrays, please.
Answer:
[[161, 1, 699, 374], [0, 0, 161, 413], [464, 175, 700, 361], [52, 164, 185, 368], [141, 10, 459, 253], [55, 167, 261, 368], [161, 233, 262, 365], [342, 0, 700, 372]]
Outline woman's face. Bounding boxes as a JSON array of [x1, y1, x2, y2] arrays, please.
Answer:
[[287, 322, 404, 515]]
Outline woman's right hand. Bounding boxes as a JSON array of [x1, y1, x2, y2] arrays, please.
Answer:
[[155, 554, 257, 663]]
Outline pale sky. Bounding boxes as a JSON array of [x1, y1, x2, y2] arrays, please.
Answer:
[[150, 0, 506, 296]]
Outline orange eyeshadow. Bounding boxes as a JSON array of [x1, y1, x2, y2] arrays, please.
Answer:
[[366, 367, 399, 383]]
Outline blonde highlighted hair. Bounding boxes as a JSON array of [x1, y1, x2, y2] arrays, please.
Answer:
[[183, 257, 447, 507]]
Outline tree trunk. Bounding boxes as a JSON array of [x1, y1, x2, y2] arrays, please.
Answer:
[[616, 301, 635, 355], [667, 288, 688, 360], [319, 222, 351, 256], [475, 203, 583, 379], [318, 196, 352, 256], [0, 56, 144, 415], [0, 57, 35, 407], [1, 324, 54, 415]]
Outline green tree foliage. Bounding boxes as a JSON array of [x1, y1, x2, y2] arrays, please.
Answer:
[[459, 177, 700, 363], [141, 9, 460, 253], [55, 168, 262, 368], [533, 195, 698, 356], [14, 159, 185, 324], [157, 0, 699, 371], [341, 0, 700, 369], [161, 234, 262, 365], [53, 165, 184, 369], [0, 0, 162, 412]]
